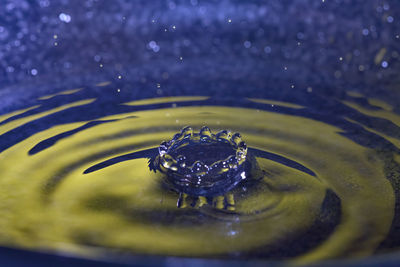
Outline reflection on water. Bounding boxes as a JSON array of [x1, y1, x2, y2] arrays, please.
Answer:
[[0, 83, 399, 265]]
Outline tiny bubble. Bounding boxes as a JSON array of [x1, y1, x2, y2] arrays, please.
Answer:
[[31, 69, 38, 76], [118, 75, 122, 79], [59, 13, 71, 23], [148, 41, 156, 48], [162, 72, 169, 79], [63, 62, 71, 68], [94, 55, 101, 62], [297, 32, 305, 39], [383, 3, 390, 10], [39, 0, 50, 7], [381, 61, 389, 68], [169, 2, 176, 10], [334, 70, 342, 78]]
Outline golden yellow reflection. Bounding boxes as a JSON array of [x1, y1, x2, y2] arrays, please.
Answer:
[[0, 105, 41, 123], [38, 88, 83, 100], [122, 96, 209, 106], [0, 97, 395, 266], [247, 98, 305, 109]]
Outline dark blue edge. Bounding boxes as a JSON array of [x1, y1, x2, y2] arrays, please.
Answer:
[[1, 245, 400, 267]]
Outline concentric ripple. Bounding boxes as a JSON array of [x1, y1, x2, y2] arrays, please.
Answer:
[[0, 88, 399, 265]]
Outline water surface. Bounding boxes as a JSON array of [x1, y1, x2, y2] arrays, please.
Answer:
[[0, 83, 400, 265]]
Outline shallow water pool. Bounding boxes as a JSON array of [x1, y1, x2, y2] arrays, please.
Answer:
[[1, 82, 400, 266]]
